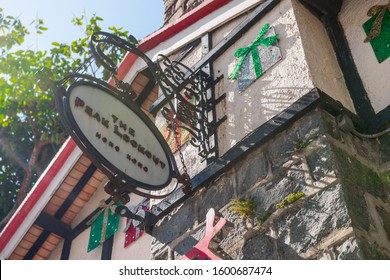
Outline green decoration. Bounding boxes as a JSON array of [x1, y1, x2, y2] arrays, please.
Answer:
[[363, 2, 390, 63], [229, 23, 279, 80], [364, 1, 390, 42], [87, 200, 120, 252]]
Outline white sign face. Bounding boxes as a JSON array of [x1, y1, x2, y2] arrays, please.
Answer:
[[68, 84, 172, 188]]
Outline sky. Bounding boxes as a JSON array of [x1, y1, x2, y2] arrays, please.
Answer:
[[0, 0, 164, 50]]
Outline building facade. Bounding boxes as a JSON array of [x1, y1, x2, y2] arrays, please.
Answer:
[[1, 0, 389, 260]]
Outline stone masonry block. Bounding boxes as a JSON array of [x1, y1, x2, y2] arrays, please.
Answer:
[[251, 177, 304, 214], [234, 150, 269, 194], [306, 139, 338, 183], [152, 202, 196, 246], [268, 110, 333, 167], [270, 183, 353, 258], [195, 173, 237, 220]]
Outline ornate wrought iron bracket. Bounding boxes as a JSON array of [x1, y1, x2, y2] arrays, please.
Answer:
[[55, 32, 226, 224], [89, 31, 226, 161]]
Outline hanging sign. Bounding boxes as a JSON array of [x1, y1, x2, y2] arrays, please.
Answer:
[[55, 80, 178, 191]]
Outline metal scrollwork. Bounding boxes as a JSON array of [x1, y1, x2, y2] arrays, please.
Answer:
[[154, 54, 219, 160], [88, 31, 225, 161]]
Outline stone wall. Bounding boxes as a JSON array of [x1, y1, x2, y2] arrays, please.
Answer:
[[150, 107, 390, 259]]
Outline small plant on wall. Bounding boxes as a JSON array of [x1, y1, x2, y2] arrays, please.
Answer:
[[276, 191, 305, 209], [228, 198, 257, 218], [294, 135, 317, 152]]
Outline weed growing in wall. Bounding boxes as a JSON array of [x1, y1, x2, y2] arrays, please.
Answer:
[[229, 198, 257, 218], [276, 191, 305, 209]]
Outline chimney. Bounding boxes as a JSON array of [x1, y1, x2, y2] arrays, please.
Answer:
[[163, 0, 206, 25]]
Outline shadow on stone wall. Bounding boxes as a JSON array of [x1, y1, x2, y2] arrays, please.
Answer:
[[151, 109, 390, 260]]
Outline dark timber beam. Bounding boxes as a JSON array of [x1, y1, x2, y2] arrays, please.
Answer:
[[323, 18, 376, 128], [201, 32, 220, 164], [35, 212, 71, 238], [176, 38, 201, 62], [24, 231, 52, 259], [70, 197, 112, 240], [299, 0, 343, 17], [54, 164, 97, 219], [61, 237, 72, 260], [299, 0, 377, 131], [24, 163, 97, 259], [101, 235, 114, 260], [135, 78, 156, 107]]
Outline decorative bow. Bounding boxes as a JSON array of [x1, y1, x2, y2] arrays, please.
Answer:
[[87, 199, 116, 244], [364, 1, 390, 42], [229, 23, 278, 80]]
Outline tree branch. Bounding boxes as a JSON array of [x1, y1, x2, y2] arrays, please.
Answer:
[[37, 139, 52, 149], [34, 160, 45, 176], [24, 106, 40, 141], [15, 144, 41, 205], [34, 139, 53, 176]]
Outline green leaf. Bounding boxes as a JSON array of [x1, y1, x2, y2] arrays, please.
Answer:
[[40, 132, 48, 141], [9, 77, 18, 83], [17, 36, 24, 45]]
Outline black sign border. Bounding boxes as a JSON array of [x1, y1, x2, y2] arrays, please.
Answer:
[[55, 78, 179, 191]]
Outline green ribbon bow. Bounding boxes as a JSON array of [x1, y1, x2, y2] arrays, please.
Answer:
[[229, 24, 278, 80], [364, 1, 390, 43], [87, 200, 117, 245]]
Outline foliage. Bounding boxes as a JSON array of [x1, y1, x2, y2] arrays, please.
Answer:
[[294, 135, 317, 152], [228, 198, 257, 218], [276, 191, 305, 209], [379, 171, 390, 184], [0, 8, 129, 227]]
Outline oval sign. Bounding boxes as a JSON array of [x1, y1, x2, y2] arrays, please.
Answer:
[[60, 81, 177, 191]]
